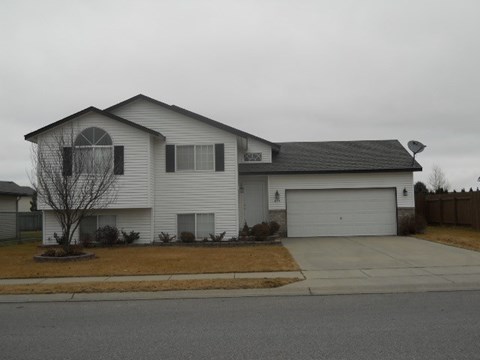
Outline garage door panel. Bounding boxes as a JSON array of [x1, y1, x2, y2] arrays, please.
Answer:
[[287, 189, 397, 237]]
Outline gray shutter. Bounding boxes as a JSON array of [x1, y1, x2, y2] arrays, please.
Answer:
[[166, 145, 175, 172], [62, 147, 72, 176], [215, 144, 224, 172], [114, 146, 124, 175]]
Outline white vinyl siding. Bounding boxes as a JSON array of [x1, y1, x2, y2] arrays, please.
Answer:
[[38, 113, 151, 210], [98, 215, 116, 227], [111, 99, 239, 239], [238, 137, 272, 163], [268, 172, 414, 210], [17, 196, 32, 212], [36, 112, 151, 210], [42, 208, 153, 244], [0, 196, 18, 240], [0, 195, 16, 212]]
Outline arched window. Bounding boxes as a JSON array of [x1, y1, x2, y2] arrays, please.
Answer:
[[74, 127, 113, 174]]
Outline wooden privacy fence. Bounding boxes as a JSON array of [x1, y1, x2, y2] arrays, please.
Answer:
[[415, 192, 480, 230]]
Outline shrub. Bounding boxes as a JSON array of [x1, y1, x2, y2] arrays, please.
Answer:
[[42, 245, 83, 257], [251, 223, 270, 241], [53, 232, 67, 246], [209, 231, 226, 242], [158, 232, 176, 243], [268, 221, 280, 235], [180, 231, 195, 243], [398, 214, 416, 236], [239, 222, 249, 237], [96, 225, 120, 245], [80, 233, 94, 248], [122, 230, 140, 244]]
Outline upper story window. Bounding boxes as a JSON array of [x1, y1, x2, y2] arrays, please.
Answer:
[[244, 152, 262, 162], [176, 145, 214, 171], [74, 127, 113, 174]]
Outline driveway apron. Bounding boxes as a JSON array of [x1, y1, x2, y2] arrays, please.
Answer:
[[282, 236, 480, 294]]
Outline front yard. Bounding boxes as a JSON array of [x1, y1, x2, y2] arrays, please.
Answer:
[[415, 226, 480, 251], [0, 242, 299, 279], [0, 241, 300, 294]]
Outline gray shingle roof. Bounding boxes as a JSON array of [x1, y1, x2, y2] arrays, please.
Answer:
[[238, 140, 422, 175], [25, 106, 164, 142], [0, 182, 34, 196]]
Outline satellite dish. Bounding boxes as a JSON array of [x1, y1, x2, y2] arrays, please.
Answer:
[[407, 140, 426, 166], [408, 140, 426, 154]]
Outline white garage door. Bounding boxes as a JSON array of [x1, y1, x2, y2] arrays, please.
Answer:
[[286, 188, 397, 237]]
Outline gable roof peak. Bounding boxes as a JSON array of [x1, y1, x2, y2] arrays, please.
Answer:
[[105, 94, 280, 152], [25, 106, 164, 142]]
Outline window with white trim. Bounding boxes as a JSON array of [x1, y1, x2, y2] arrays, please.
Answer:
[[176, 145, 214, 171], [79, 215, 117, 242], [177, 213, 214, 239], [74, 127, 113, 174]]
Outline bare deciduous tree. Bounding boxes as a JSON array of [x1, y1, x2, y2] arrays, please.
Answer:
[[30, 127, 118, 252], [428, 165, 449, 193]]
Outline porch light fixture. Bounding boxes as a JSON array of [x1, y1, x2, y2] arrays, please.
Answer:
[[403, 188, 408, 196], [274, 190, 280, 202]]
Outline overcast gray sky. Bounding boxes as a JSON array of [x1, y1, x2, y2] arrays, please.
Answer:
[[1, 0, 479, 190]]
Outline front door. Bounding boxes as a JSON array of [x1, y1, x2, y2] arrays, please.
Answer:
[[244, 180, 267, 226]]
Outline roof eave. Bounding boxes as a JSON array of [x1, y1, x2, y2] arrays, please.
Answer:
[[239, 167, 423, 176], [25, 106, 165, 142], [105, 94, 280, 152]]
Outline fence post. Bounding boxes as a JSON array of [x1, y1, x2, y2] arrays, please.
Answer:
[[439, 198, 443, 225], [454, 197, 458, 226], [473, 192, 480, 230]]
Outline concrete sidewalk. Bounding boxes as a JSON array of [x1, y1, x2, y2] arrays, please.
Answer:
[[2, 265, 480, 303], [282, 265, 480, 295]]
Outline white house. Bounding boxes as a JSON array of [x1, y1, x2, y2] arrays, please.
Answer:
[[25, 95, 421, 244], [0, 182, 34, 240]]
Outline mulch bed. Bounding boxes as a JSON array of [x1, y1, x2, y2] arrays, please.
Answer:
[[33, 253, 95, 262]]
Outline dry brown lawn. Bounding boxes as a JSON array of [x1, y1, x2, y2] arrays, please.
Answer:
[[0, 242, 299, 279], [0, 278, 299, 295], [415, 226, 480, 251]]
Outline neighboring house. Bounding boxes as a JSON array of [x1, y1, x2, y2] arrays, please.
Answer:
[[25, 94, 421, 244], [0, 182, 34, 240], [17, 186, 34, 212]]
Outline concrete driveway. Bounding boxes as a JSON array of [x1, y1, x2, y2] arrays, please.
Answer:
[[282, 236, 480, 294]]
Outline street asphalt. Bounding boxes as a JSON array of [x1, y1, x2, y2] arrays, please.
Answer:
[[2, 236, 480, 303], [2, 291, 480, 359]]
